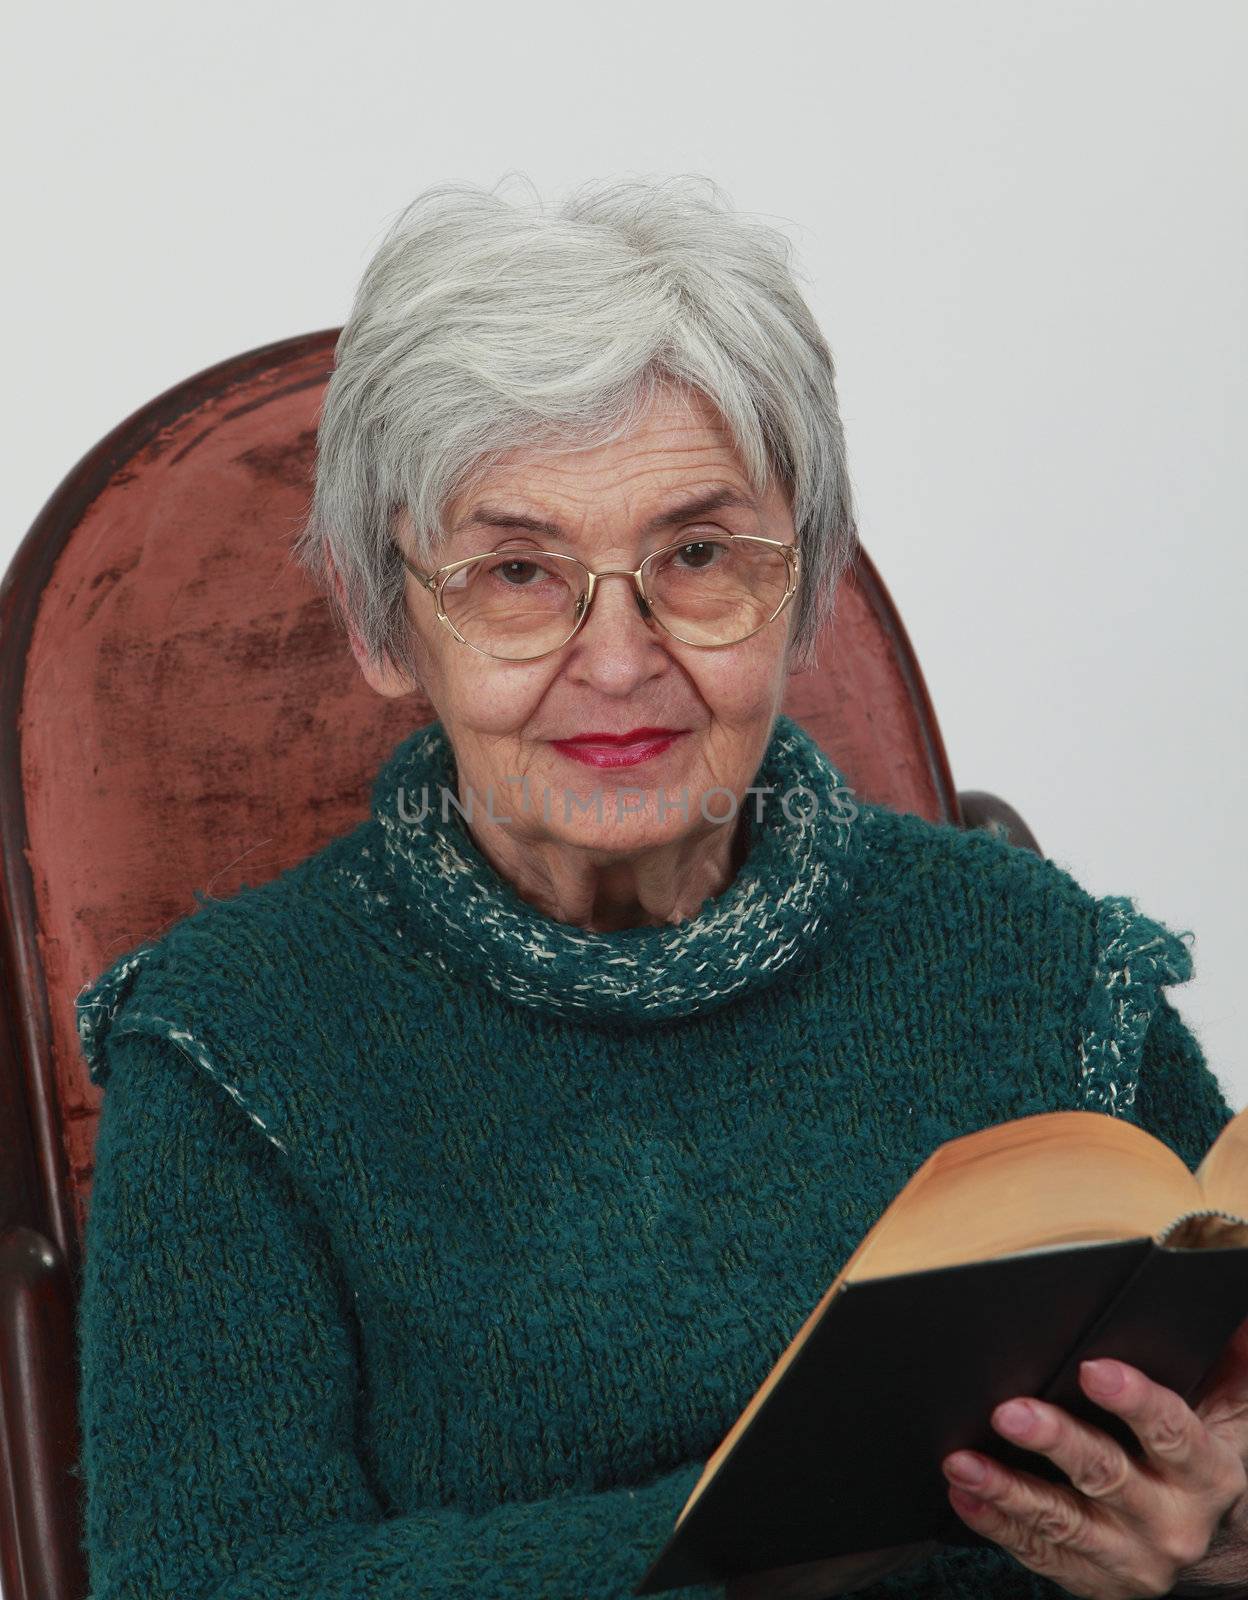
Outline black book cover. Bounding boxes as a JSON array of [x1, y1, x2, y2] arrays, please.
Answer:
[[634, 1235, 1248, 1595]]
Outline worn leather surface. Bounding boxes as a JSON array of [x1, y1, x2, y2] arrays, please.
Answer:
[[17, 338, 953, 1227]]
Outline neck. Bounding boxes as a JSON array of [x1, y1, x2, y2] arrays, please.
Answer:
[[361, 713, 866, 1025], [459, 803, 751, 932]]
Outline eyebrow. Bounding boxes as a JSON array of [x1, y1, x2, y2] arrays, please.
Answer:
[[451, 485, 762, 542]]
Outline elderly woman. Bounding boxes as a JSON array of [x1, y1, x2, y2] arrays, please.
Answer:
[[75, 176, 1247, 1600]]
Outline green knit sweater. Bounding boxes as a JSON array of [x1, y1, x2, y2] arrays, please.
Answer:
[[73, 713, 1236, 1600]]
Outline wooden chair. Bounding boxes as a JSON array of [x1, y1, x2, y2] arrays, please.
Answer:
[[0, 330, 1040, 1600]]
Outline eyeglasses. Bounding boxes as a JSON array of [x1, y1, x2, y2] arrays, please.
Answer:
[[395, 533, 801, 662]]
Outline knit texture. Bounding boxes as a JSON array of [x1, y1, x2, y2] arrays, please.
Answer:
[[73, 712, 1237, 1600], [345, 714, 864, 1023]]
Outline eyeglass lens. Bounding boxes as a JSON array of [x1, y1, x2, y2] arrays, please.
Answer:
[[438, 538, 792, 660]]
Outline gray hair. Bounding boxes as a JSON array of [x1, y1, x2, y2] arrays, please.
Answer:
[[292, 173, 859, 681]]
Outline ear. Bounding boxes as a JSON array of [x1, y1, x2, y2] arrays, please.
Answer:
[[324, 546, 367, 665], [324, 546, 436, 717]]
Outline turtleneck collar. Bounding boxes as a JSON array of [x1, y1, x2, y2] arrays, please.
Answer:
[[341, 712, 868, 1028]]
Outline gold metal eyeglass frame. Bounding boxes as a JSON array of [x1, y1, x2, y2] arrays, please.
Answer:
[[394, 533, 802, 662]]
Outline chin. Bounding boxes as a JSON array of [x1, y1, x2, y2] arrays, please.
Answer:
[[550, 808, 702, 858]]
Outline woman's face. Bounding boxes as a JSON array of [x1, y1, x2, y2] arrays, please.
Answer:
[[373, 386, 799, 861]]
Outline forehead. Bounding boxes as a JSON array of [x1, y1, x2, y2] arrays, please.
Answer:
[[447, 387, 756, 521]]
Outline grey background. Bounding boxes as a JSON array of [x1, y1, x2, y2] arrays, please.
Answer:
[[4, 0, 1244, 1107]]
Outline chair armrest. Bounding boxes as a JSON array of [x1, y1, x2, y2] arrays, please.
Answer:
[[957, 790, 1042, 856], [0, 1225, 87, 1600]]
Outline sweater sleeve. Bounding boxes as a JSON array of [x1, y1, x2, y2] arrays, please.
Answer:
[[1128, 991, 1237, 1172], [76, 1027, 719, 1600], [1073, 893, 1238, 1170]]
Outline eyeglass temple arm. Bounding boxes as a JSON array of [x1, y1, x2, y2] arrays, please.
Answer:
[[396, 548, 438, 591]]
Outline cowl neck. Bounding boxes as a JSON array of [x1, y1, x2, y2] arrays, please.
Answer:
[[348, 712, 868, 1027]]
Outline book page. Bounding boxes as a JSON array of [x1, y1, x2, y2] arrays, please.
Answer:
[[1196, 1107, 1248, 1215]]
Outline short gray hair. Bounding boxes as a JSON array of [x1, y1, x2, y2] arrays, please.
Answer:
[[292, 173, 859, 680]]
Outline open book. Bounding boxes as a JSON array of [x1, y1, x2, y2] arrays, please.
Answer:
[[634, 1106, 1248, 1598]]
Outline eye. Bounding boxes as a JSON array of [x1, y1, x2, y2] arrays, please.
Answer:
[[664, 537, 732, 572], [476, 541, 568, 586], [489, 556, 545, 587], [468, 550, 578, 600]]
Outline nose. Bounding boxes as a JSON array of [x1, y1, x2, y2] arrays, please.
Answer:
[[563, 572, 664, 693]]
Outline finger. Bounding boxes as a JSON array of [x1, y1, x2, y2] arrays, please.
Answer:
[[943, 1446, 1111, 1562], [1078, 1359, 1234, 1499], [988, 1391, 1150, 1520], [943, 1478, 1171, 1598], [942, 1463, 1140, 1595]]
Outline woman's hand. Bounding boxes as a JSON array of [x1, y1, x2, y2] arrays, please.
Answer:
[[941, 1314, 1248, 1597]]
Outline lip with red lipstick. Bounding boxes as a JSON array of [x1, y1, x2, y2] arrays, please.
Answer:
[[549, 726, 688, 769]]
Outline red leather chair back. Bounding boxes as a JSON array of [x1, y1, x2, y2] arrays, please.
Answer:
[[0, 328, 963, 1600], [5, 330, 961, 1253]]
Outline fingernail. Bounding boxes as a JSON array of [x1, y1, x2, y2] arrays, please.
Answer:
[[1082, 1359, 1125, 1396], [944, 1452, 987, 1486], [995, 1399, 1036, 1436]]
